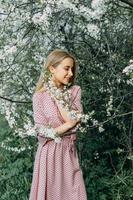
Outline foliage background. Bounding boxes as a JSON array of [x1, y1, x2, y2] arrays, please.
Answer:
[[0, 0, 133, 199]]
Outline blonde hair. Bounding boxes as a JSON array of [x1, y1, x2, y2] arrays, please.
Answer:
[[34, 49, 79, 93]]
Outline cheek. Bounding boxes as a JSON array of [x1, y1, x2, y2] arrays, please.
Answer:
[[58, 70, 67, 77]]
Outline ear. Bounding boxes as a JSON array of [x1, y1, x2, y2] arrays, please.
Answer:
[[49, 65, 56, 74]]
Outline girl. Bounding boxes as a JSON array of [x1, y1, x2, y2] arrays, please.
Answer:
[[29, 49, 87, 200]]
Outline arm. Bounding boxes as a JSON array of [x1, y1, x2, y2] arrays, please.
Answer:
[[71, 86, 83, 114], [54, 122, 75, 136], [53, 86, 83, 134], [32, 92, 75, 139], [53, 98, 81, 123], [53, 86, 83, 123], [33, 92, 57, 139], [67, 86, 84, 133]]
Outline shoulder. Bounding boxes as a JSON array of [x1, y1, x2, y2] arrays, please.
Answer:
[[71, 85, 81, 93], [37, 87, 46, 93], [71, 84, 80, 89], [32, 88, 47, 102], [71, 85, 82, 101]]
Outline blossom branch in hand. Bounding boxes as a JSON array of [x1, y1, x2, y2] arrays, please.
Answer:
[[53, 97, 84, 123]]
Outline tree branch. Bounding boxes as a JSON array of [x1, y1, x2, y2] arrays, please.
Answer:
[[87, 111, 133, 130], [0, 96, 31, 104], [119, 0, 133, 8]]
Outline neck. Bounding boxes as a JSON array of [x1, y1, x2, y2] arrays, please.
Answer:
[[50, 78, 65, 90]]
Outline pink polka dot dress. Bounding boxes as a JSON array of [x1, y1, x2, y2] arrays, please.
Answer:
[[29, 85, 87, 200]]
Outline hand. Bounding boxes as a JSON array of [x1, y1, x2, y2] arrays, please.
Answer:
[[67, 119, 80, 129], [53, 98, 72, 122], [54, 98, 82, 122]]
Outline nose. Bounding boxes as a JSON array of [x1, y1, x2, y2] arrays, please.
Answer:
[[68, 69, 73, 77]]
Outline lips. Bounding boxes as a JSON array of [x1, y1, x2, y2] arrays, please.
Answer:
[[65, 78, 70, 80]]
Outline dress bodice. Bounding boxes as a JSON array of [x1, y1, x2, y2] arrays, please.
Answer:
[[32, 85, 83, 134]]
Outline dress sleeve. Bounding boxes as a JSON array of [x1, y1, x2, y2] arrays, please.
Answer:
[[32, 92, 48, 126], [32, 92, 53, 138], [69, 85, 84, 133], [71, 85, 84, 114]]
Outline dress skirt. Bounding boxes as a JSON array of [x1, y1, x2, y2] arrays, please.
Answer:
[[29, 133, 87, 200]]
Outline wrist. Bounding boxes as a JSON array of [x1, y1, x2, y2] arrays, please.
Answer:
[[66, 121, 73, 129]]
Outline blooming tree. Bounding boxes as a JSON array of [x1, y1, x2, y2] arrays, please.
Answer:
[[0, 0, 110, 148]]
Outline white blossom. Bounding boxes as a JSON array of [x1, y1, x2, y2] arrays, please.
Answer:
[[122, 63, 133, 75], [35, 125, 62, 143], [126, 79, 133, 86], [67, 110, 82, 120], [98, 125, 105, 132], [79, 126, 87, 133], [122, 60, 133, 85], [87, 24, 100, 39], [1, 141, 31, 153], [18, 122, 62, 143], [91, 0, 108, 10], [0, 51, 5, 60], [127, 154, 133, 161], [32, 6, 52, 27], [0, 7, 7, 21], [81, 114, 90, 123], [2, 101, 17, 129], [92, 119, 99, 126], [116, 147, 124, 154], [94, 151, 99, 159], [4, 45, 17, 54], [32, 13, 44, 25], [106, 95, 113, 116]]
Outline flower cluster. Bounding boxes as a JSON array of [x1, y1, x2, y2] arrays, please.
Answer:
[[18, 123, 62, 143], [45, 78, 72, 111], [34, 125, 62, 143], [1, 141, 31, 153], [122, 60, 133, 75], [122, 59, 133, 86], [0, 44, 17, 60], [67, 110, 82, 121], [0, 0, 111, 153], [106, 95, 113, 116], [32, 13, 48, 25], [67, 110, 91, 124]]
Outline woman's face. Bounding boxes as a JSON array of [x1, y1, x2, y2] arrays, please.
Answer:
[[50, 57, 74, 88]]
